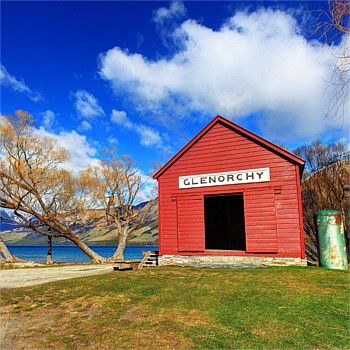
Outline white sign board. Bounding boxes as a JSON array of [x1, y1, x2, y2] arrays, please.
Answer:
[[179, 168, 270, 189]]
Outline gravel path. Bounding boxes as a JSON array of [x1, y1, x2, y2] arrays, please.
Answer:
[[0, 264, 113, 289]]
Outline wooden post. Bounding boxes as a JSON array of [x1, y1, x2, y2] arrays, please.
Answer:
[[47, 228, 53, 265]]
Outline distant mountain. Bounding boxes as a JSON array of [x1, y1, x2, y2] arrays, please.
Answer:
[[0, 209, 22, 232], [133, 201, 150, 210], [0, 200, 159, 246]]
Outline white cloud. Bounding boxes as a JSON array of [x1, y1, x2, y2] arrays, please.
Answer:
[[42, 110, 55, 130], [0, 64, 42, 102], [152, 1, 188, 50], [135, 124, 162, 147], [139, 171, 158, 202], [153, 1, 187, 24], [36, 127, 99, 173], [111, 109, 162, 148], [73, 90, 105, 118], [110, 110, 133, 128], [78, 120, 92, 132], [99, 8, 346, 142], [107, 136, 118, 144], [139, 127, 162, 148]]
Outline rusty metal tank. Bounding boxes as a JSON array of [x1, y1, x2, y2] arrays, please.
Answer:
[[315, 210, 348, 270]]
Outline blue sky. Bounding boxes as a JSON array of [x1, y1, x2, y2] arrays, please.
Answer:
[[1, 1, 348, 180]]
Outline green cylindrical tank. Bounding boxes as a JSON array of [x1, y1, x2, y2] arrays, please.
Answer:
[[315, 210, 348, 270]]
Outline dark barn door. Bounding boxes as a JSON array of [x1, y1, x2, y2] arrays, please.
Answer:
[[205, 194, 246, 250]]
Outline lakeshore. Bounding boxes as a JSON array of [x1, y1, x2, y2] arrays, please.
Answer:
[[6, 245, 158, 263], [0, 264, 113, 289]]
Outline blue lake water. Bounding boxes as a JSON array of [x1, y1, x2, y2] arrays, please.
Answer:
[[8, 245, 158, 263]]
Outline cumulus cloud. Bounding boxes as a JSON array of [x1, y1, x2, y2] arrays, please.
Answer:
[[107, 136, 118, 144], [36, 127, 99, 173], [73, 90, 105, 118], [111, 109, 162, 147], [135, 124, 162, 147], [153, 0, 187, 25], [42, 110, 55, 130], [0, 64, 43, 102], [111, 110, 133, 128], [99, 8, 345, 142], [137, 170, 158, 202], [78, 120, 92, 132]]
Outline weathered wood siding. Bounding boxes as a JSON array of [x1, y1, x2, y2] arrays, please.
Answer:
[[156, 119, 305, 258]]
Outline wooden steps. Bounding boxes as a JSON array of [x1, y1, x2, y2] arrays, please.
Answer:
[[113, 260, 138, 271], [138, 251, 159, 269]]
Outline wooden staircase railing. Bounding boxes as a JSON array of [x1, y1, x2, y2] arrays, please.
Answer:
[[138, 250, 159, 269]]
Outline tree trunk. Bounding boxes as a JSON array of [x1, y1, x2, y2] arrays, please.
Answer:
[[112, 233, 128, 261], [68, 236, 106, 263], [47, 236, 53, 265], [0, 236, 26, 263]]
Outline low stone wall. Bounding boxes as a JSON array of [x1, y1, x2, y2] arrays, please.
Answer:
[[158, 255, 307, 268]]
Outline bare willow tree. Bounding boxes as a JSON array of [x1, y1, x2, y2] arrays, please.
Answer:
[[82, 147, 156, 261], [0, 111, 106, 263], [0, 236, 25, 263], [294, 140, 349, 263], [308, 0, 349, 121]]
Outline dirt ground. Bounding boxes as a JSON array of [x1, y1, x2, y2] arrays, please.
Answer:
[[0, 264, 113, 289]]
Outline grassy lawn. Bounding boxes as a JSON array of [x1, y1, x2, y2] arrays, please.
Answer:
[[1, 266, 349, 349]]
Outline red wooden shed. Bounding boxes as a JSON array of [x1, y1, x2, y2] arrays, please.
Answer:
[[153, 116, 306, 267]]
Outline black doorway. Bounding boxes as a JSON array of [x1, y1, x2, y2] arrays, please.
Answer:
[[205, 194, 246, 250]]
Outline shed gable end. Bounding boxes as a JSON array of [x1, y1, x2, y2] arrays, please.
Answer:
[[168, 121, 293, 179], [154, 116, 304, 180]]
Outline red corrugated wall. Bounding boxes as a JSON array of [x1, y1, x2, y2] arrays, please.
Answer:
[[156, 120, 305, 258]]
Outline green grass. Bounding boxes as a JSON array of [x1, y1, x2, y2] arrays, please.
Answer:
[[1, 266, 349, 349]]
